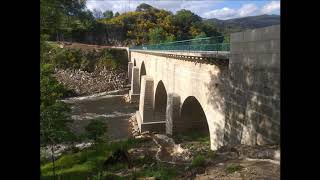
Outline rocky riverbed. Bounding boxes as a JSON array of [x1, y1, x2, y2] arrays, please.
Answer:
[[54, 67, 129, 96], [127, 115, 280, 180]]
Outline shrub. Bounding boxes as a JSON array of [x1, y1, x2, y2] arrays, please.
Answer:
[[207, 150, 217, 159], [133, 162, 177, 180], [85, 118, 108, 145], [191, 155, 206, 167], [226, 163, 244, 173]]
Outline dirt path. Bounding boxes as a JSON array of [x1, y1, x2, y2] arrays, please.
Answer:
[[194, 158, 280, 180]]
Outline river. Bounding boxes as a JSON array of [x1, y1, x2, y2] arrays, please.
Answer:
[[63, 89, 138, 140]]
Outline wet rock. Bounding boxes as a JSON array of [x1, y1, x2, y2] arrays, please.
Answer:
[[75, 142, 92, 150]]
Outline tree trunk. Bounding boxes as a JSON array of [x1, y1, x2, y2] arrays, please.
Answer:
[[56, 31, 59, 42], [51, 145, 56, 180]]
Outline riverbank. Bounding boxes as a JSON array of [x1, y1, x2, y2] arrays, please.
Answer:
[[128, 115, 280, 180], [41, 89, 280, 179], [41, 118, 280, 180]]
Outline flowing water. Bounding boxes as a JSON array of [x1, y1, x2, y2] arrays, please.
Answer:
[[63, 89, 138, 140]]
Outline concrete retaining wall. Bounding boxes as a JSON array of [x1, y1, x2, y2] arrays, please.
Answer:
[[226, 25, 280, 145]]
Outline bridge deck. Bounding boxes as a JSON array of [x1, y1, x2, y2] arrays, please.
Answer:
[[130, 49, 230, 59]]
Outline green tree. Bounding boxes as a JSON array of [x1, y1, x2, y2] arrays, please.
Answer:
[[114, 12, 120, 17], [148, 27, 166, 44], [194, 32, 207, 39], [103, 10, 113, 19], [40, 64, 70, 106], [172, 9, 202, 40], [165, 34, 176, 42], [40, 0, 87, 41], [85, 119, 108, 146], [40, 101, 74, 179], [136, 3, 153, 12], [40, 63, 75, 179], [92, 8, 103, 19], [199, 22, 221, 37]]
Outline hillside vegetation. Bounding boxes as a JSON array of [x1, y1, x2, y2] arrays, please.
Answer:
[[41, 1, 223, 46], [204, 14, 280, 33], [41, 1, 279, 46]]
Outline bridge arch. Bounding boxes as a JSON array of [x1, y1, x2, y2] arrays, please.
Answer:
[[140, 61, 146, 85], [154, 80, 167, 122], [179, 96, 210, 135]]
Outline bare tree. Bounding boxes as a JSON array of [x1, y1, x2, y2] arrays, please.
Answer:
[[92, 8, 103, 19]]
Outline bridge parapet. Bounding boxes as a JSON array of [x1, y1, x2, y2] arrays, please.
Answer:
[[129, 36, 230, 63], [129, 49, 229, 66], [130, 36, 230, 51]]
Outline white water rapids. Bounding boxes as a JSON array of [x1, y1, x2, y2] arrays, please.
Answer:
[[41, 89, 138, 160]]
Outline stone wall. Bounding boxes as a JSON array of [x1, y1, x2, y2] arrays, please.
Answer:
[[225, 25, 280, 145]]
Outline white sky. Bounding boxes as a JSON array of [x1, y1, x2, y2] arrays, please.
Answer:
[[86, 0, 280, 20]]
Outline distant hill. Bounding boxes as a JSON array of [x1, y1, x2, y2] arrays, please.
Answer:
[[204, 14, 280, 33]]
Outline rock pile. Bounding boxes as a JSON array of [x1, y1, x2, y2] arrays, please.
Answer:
[[128, 115, 140, 137], [123, 94, 132, 103], [54, 67, 128, 96], [128, 115, 152, 139], [216, 144, 280, 163]]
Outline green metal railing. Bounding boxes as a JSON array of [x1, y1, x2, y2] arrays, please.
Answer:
[[129, 36, 230, 52]]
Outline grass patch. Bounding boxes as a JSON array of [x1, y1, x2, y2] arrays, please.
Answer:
[[133, 163, 177, 180], [41, 138, 142, 179], [174, 131, 210, 145], [207, 150, 217, 159], [191, 155, 206, 167], [133, 153, 154, 166], [40, 136, 176, 179], [226, 163, 244, 173]]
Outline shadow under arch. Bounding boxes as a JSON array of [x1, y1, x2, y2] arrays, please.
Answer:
[[180, 96, 209, 134], [154, 80, 167, 122], [133, 59, 136, 66], [140, 61, 146, 85]]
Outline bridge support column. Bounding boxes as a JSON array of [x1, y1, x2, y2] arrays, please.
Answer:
[[129, 67, 140, 102], [136, 76, 165, 133], [128, 50, 131, 63], [128, 62, 133, 84], [166, 93, 181, 135]]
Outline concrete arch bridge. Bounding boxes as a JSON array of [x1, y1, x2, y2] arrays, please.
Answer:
[[127, 25, 280, 150]]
